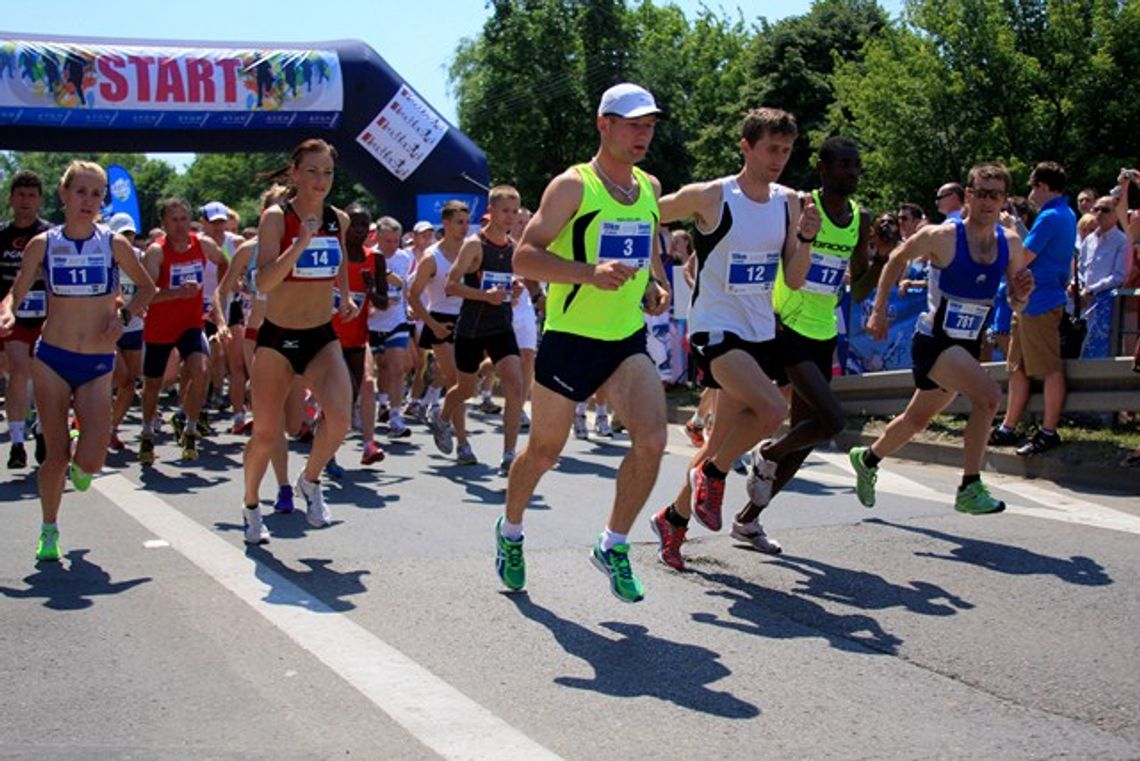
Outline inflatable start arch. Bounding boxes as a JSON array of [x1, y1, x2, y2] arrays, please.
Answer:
[[0, 32, 490, 223]]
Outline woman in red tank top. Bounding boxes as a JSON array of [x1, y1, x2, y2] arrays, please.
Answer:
[[241, 139, 356, 544]]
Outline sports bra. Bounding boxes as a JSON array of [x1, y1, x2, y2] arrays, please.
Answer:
[[43, 224, 118, 298]]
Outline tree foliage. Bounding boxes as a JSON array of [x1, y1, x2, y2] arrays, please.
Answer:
[[4, 0, 1138, 225]]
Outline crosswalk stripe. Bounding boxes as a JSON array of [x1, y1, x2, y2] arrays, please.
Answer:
[[94, 474, 563, 761]]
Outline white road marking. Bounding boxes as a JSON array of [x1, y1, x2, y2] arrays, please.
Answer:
[[809, 451, 1140, 536], [94, 474, 563, 761], [143, 539, 170, 549]]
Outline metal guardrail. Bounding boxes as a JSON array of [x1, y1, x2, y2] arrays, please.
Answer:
[[832, 357, 1140, 417]]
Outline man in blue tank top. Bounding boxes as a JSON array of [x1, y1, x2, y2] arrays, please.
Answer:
[[850, 162, 1035, 515]]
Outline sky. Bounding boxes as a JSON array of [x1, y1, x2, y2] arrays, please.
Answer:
[[9, 0, 903, 172]]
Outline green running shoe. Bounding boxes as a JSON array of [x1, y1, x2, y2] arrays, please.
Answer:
[[36, 526, 61, 562], [69, 461, 92, 492], [849, 446, 878, 508], [494, 516, 526, 591], [954, 480, 1006, 515], [590, 536, 645, 603]]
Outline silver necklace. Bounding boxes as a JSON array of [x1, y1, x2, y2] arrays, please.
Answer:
[[592, 160, 637, 202]]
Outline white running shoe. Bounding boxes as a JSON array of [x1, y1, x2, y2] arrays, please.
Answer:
[[430, 408, 454, 454], [297, 476, 332, 528], [745, 441, 778, 507], [243, 506, 270, 545], [595, 414, 613, 437], [730, 518, 782, 554], [573, 413, 588, 440]]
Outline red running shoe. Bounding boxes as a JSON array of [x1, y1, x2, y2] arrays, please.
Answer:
[[360, 441, 386, 465], [683, 420, 705, 447], [108, 432, 126, 451], [689, 461, 726, 532], [649, 508, 687, 571]]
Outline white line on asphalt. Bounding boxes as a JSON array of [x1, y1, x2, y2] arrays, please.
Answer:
[[809, 451, 1140, 536], [94, 474, 563, 761]]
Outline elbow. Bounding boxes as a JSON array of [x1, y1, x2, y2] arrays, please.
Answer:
[[443, 283, 461, 297]]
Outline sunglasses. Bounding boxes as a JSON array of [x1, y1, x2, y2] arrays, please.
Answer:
[[970, 188, 1007, 201], [1093, 206, 1114, 214], [935, 192, 953, 201]]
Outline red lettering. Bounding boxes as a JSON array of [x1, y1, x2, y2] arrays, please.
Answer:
[[96, 55, 128, 102], [185, 58, 215, 103], [155, 58, 186, 103], [217, 59, 242, 103], [127, 56, 154, 102]]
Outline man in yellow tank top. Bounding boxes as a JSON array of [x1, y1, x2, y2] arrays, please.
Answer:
[[494, 83, 672, 603]]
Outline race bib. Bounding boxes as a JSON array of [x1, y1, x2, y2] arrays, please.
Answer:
[[121, 277, 138, 298], [597, 221, 652, 270], [332, 289, 365, 311], [292, 236, 342, 279], [801, 252, 847, 296], [942, 299, 989, 341], [169, 261, 204, 288], [49, 253, 109, 296], [726, 251, 780, 295], [15, 289, 46, 318], [480, 270, 513, 291]]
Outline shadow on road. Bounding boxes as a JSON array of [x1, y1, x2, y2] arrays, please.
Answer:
[[865, 518, 1113, 586], [690, 569, 903, 655], [552, 455, 618, 478], [425, 462, 507, 506], [506, 593, 759, 719], [0, 471, 41, 500], [769, 555, 974, 615], [0, 549, 151, 610], [246, 547, 370, 612], [138, 467, 229, 494], [326, 469, 407, 510]]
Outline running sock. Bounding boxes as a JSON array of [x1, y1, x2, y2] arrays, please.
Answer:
[[702, 459, 728, 480], [500, 519, 524, 541], [143, 419, 155, 436], [665, 505, 689, 528], [42, 522, 57, 531], [481, 389, 493, 402], [378, 393, 390, 408], [600, 528, 627, 551], [862, 448, 882, 469], [390, 411, 405, 429], [9, 421, 25, 444], [596, 404, 609, 416], [245, 504, 259, 511], [575, 402, 587, 415], [959, 473, 981, 490], [997, 424, 1015, 435], [423, 386, 442, 407]]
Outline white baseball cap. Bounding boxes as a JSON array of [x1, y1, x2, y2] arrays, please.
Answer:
[[107, 212, 137, 236], [597, 82, 662, 119], [412, 220, 434, 234], [202, 201, 229, 222]]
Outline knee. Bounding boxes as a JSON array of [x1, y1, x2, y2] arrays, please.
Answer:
[[320, 405, 351, 434], [820, 403, 846, 440], [975, 381, 1002, 416], [756, 394, 788, 430], [75, 449, 106, 475], [631, 426, 668, 459], [526, 442, 561, 473]]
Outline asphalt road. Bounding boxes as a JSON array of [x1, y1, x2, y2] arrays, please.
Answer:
[[1, 403, 1138, 760]]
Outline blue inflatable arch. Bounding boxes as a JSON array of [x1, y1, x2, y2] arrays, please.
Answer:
[[0, 32, 490, 223]]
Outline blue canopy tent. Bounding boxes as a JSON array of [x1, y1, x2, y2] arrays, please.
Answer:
[[0, 32, 489, 224]]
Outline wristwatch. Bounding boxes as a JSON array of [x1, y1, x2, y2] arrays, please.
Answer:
[[796, 230, 816, 244]]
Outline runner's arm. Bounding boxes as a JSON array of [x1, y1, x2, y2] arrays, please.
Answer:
[[781, 190, 819, 289], [254, 206, 311, 293], [849, 210, 883, 303]]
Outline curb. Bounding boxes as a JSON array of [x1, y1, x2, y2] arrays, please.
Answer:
[[666, 402, 1140, 495]]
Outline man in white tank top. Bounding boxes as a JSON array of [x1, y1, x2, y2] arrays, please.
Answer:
[[649, 107, 820, 571], [407, 201, 468, 437]]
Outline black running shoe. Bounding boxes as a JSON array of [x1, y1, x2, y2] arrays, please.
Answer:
[[988, 426, 1019, 447], [8, 442, 27, 469], [1016, 430, 1061, 456]]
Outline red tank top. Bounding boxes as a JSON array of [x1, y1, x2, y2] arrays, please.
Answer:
[[144, 233, 206, 343], [281, 203, 343, 283], [333, 247, 373, 348]]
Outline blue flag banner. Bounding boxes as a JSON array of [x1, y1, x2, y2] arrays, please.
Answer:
[[415, 193, 485, 228], [104, 163, 141, 232], [845, 288, 928, 374]]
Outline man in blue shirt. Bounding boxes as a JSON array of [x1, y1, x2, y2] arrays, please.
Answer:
[[990, 162, 1077, 455]]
